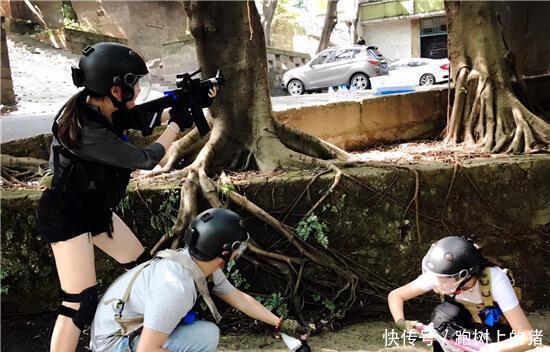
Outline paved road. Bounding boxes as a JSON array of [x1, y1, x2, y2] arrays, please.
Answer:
[[1, 92, 367, 142], [1, 113, 54, 143], [1, 85, 448, 143]]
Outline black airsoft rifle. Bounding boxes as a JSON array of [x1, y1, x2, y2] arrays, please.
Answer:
[[114, 69, 226, 136]]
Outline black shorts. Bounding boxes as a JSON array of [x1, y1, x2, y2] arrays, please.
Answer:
[[37, 190, 114, 243]]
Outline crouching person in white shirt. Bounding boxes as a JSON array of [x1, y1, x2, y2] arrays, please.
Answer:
[[388, 236, 535, 352], [90, 208, 309, 352]]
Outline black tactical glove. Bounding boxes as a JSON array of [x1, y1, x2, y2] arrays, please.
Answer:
[[278, 319, 310, 339], [199, 85, 218, 108], [168, 103, 193, 131]]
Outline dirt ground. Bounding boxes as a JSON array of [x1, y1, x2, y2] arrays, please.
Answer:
[[2, 311, 549, 351], [218, 313, 550, 352]]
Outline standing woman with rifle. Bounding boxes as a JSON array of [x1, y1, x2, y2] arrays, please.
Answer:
[[37, 42, 217, 352]]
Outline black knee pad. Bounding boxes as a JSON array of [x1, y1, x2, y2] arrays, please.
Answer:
[[431, 301, 473, 339], [122, 249, 152, 270], [58, 285, 98, 330]]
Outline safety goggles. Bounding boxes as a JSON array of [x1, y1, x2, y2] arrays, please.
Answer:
[[121, 72, 142, 86], [113, 73, 152, 104], [422, 256, 470, 294], [230, 232, 250, 260]]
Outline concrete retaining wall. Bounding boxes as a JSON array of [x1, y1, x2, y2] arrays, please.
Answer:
[[1, 155, 549, 314], [274, 87, 448, 150]]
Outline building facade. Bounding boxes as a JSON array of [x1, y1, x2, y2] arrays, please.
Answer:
[[357, 0, 447, 61]]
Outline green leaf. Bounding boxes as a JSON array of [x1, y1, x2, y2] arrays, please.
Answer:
[[323, 298, 336, 312], [312, 293, 321, 302]]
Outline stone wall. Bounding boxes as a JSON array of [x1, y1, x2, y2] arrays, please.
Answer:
[[157, 36, 200, 86], [3, 1, 187, 61], [266, 47, 310, 96], [1, 155, 549, 314], [69, 1, 187, 60], [159, 38, 310, 96], [2, 0, 63, 28], [32, 27, 127, 55]]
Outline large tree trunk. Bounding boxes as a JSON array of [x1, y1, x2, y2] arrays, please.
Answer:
[[256, 0, 277, 47], [316, 0, 339, 54], [152, 1, 347, 247], [1, 16, 16, 106], [179, 1, 346, 174], [145, 2, 364, 322], [444, 1, 550, 153]]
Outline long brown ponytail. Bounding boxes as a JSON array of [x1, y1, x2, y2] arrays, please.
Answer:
[[56, 89, 89, 148]]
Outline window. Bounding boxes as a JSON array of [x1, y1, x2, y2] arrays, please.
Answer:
[[420, 16, 447, 37], [355, 49, 367, 59], [333, 49, 355, 62], [311, 52, 332, 65], [367, 47, 384, 59]]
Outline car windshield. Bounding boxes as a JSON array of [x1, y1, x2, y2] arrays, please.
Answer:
[[311, 51, 332, 65]]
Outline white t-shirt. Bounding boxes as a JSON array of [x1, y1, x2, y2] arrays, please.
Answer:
[[90, 249, 236, 352], [411, 266, 519, 312]]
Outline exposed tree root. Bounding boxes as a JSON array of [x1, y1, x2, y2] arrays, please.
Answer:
[[161, 129, 208, 171], [401, 168, 421, 246], [1, 175, 21, 188], [445, 70, 549, 153], [302, 168, 342, 220], [145, 121, 363, 313], [0, 155, 47, 188], [279, 168, 330, 224], [272, 119, 350, 161], [247, 241, 304, 265]]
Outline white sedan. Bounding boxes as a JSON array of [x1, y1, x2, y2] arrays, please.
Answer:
[[387, 58, 450, 86]]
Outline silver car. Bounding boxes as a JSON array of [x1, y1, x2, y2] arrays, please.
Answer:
[[281, 45, 389, 96]]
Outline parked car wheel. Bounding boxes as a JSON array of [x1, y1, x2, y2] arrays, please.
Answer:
[[419, 73, 436, 86], [350, 73, 370, 90], [287, 79, 305, 96]]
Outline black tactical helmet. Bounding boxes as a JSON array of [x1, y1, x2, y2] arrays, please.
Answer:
[[422, 236, 482, 278], [184, 208, 249, 261], [71, 42, 148, 98]]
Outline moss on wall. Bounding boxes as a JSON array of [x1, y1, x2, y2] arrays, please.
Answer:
[[1, 156, 549, 315]]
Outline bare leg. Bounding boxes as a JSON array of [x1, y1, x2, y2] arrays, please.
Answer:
[[50, 233, 96, 352], [93, 213, 145, 265]]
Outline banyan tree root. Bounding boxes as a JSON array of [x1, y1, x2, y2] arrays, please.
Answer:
[[444, 69, 549, 153], [443, 1, 550, 153]]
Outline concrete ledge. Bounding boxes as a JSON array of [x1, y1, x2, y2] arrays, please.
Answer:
[[273, 87, 448, 150]]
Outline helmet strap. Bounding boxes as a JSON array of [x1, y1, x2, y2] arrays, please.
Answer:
[[108, 85, 135, 110], [455, 274, 472, 292], [220, 244, 232, 264]]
